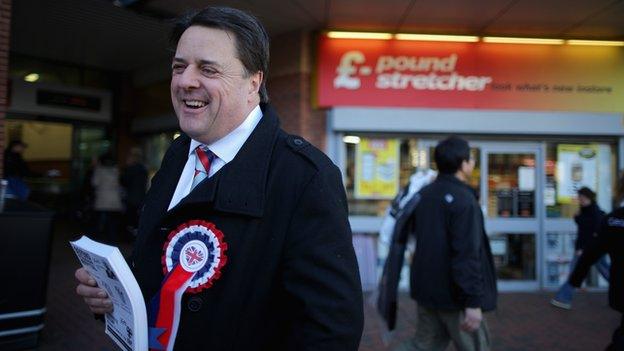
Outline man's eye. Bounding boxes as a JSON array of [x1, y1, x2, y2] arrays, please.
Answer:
[[172, 65, 185, 73], [201, 67, 217, 75]]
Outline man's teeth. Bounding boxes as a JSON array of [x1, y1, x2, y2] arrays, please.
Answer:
[[184, 100, 207, 108]]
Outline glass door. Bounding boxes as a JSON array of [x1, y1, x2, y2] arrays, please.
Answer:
[[482, 143, 542, 291]]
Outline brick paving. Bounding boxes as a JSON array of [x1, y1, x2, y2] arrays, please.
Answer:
[[24, 220, 620, 350]]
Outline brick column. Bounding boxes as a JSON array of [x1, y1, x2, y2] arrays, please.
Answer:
[[0, 0, 11, 177], [268, 30, 327, 151]]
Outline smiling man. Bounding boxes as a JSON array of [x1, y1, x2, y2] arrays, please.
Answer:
[[75, 6, 363, 351]]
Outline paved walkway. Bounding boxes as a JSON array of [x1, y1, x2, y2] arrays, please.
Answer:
[[25, 221, 620, 350]]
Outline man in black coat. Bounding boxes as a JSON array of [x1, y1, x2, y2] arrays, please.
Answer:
[[395, 136, 497, 351], [569, 204, 624, 350], [75, 6, 363, 351]]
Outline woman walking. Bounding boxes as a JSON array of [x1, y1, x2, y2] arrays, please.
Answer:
[[551, 187, 608, 309]]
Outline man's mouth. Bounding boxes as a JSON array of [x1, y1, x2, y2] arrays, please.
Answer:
[[183, 99, 208, 109]]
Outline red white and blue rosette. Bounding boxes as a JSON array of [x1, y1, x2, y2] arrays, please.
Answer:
[[147, 220, 227, 351], [161, 219, 228, 293]]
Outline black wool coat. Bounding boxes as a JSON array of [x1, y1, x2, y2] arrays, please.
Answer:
[[574, 203, 605, 251], [409, 174, 497, 312], [570, 206, 624, 313], [131, 104, 364, 350]]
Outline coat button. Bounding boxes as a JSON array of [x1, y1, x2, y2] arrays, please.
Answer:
[[187, 296, 203, 312], [293, 138, 303, 146]]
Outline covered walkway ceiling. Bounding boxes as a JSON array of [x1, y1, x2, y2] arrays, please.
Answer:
[[10, 0, 624, 71]]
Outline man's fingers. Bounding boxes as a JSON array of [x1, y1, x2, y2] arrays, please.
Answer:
[[84, 297, 113, 308], [75, 268, 97, 286], [75, 268, 112, 314], [461, 318, 480, 332], [76, 284, 108, 298], [83, 297, 114, 314]]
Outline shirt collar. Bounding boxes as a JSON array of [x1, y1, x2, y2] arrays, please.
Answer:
[[188, 105, 263, 162]]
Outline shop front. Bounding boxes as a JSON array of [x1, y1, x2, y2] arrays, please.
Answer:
[[5, 80, 112, 215], [316, 34, 624, 291]]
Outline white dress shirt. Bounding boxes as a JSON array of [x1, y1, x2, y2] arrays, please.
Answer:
[[167, 105, 263, 210]]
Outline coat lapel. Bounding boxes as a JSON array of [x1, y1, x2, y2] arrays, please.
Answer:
[[174, 103, 280, 218]]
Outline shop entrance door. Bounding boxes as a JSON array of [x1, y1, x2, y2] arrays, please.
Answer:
[[482, 143, 543, 291]]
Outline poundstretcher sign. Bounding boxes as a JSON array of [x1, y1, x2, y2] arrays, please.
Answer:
[[316, 36, 624, 113]]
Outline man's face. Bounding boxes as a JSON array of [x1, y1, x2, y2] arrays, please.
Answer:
[[460, 158, 475, 178], [578, 194, 591, 207], [170, 26, 262, 144]]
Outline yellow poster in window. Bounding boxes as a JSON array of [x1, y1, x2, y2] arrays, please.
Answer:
[[355, 138, 400, 199], [556, 144, 599, 204]]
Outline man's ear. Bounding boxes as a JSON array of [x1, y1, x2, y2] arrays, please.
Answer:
[[249, 71, 263, 97]]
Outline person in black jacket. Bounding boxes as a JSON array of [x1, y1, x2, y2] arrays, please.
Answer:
[[569, 181, 624, 350], [551, 187, 607, 310], [395, 136, 497, 351], [74, 6, 363, 351]]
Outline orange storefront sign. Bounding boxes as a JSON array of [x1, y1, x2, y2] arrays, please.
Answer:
[[316, 36, 624, 113]]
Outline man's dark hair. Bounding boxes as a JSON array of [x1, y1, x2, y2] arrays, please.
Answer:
[[170, 6, 270, 103], [577, 186, 596, 203], [434, 136, 471, 174]]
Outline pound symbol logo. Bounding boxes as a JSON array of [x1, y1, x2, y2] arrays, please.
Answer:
[[333, 51, 366, 90]]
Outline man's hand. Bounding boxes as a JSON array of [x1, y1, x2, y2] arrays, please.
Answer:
[[75, 267, 113, 314], [461, 307, 482, 332]]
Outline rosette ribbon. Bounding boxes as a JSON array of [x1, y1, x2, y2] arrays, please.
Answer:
[[147, 220, 228, 351]]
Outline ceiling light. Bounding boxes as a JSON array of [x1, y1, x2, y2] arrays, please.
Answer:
[[24, 73, 40, 82], [395, 34, 479, 42], [566, 39, 624, 46], [327, 31, 393, 40], [482, 37, 564, 45], [343, 135, 361, 144]]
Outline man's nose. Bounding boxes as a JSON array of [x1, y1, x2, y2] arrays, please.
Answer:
[[178, 66, 201, 89]]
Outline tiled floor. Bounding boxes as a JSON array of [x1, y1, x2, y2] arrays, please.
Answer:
[[21, 221, 621, 350]]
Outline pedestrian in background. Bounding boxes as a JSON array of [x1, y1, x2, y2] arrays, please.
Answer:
[[3, 140, 35, 200], [395, 136, 497, 351], [551, 186, 608, 310], [569, 175, 624, 350], [120, 147, 147, 240], [91, 152, 123, 244]]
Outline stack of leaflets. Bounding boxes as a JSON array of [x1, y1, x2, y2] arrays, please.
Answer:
[[71, 236, 148, 351]]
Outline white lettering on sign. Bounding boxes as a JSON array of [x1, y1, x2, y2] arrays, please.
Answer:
[[332, 51, 493, 92], [334, 51, 365, 89]]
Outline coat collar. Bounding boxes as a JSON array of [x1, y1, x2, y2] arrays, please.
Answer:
[[172, 103, 280, 218], [436, 173, 478, 198]]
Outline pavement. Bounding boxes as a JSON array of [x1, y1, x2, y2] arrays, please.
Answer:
[[20, 220, 621, 350]]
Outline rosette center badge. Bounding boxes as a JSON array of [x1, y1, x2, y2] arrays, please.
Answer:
[[162, 220, 228, 293]]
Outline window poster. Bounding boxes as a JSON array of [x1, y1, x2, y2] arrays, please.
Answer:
[[355, 138, 400, 199], [556, 144, 599, 204]]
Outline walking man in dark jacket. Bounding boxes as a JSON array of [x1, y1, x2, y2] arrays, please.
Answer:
[[395, 136, 497, 351], [569, 184, 624, 350]]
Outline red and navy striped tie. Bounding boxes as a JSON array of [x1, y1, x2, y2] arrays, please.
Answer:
[[191, 146, 216, 189]]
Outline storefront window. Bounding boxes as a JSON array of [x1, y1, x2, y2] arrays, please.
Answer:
[[4, 119, 74, 211], [344, 136, 481, 216], [344, 136, 419, 216], [487, 153, 536, 218], [545, 142, 616, 218]]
